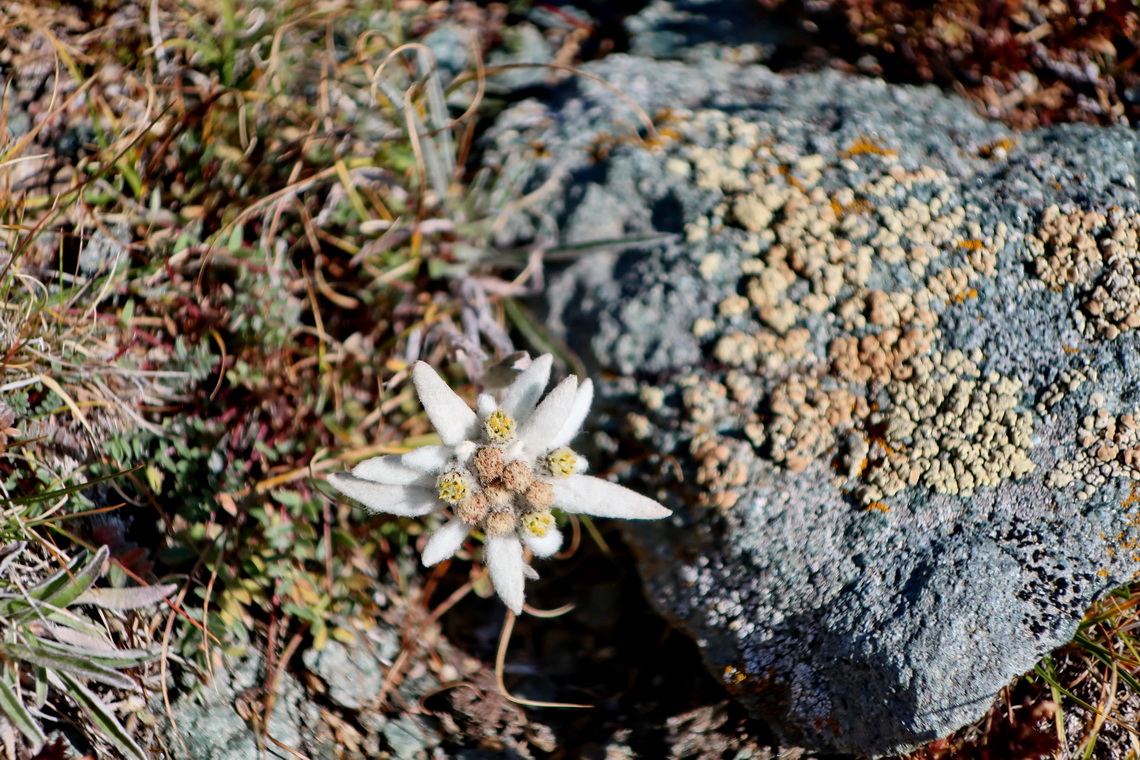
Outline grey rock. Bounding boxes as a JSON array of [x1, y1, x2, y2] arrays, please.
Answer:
[[626, 0, 783, 64], [167, 653, 305, 760], [485, 23, 555, 95], [421, 26, 471, 86], [486, 55, 1140, 755], [384, 714, 434, 760], [301, 635, 385, 711]]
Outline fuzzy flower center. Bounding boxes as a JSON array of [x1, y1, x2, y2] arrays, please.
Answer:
[[483, 408, 517, 443], [520, 510, 555, 539], [544, 447, 579, 478], [484, 510, 517, 536], [436, 471, 471, 504]]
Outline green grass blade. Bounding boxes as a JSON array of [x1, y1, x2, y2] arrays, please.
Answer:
[[1073, 632, 1140, 694], [54, 672, 146, 760], [5, 464, 142, 508], [417, 48, 455, 181], [9, 546, 110, 622], [501, 297, 586, 379], [0, 670, 46, 749], [36, 639, 160, 669], [0, 641, 134, 689]]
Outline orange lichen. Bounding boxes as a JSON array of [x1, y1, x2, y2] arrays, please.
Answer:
[[977, 137, 1017, 159], [866, 501, 890, 513], [842, 136, 897, 158], [946, 288, 978, 305]]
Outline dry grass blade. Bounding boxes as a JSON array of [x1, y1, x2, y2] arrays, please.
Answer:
[[494, 610, 591, 710]]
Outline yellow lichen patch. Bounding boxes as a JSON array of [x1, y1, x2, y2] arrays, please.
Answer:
[[866, 501, 891, 513], [724, 665, 748, 684], [946, 288, 978, 305], [767, 378, 865, 473], [691, 432, 750, 509], [829, 328, 933, 384], [854, 350, 1036, 505]]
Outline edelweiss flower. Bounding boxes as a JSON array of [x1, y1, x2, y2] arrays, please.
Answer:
[[328, 354, 670, 613]]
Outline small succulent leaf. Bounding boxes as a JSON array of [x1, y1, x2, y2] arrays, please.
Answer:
[[417, 47, 455, 179], [421, 519, 469, 567], [412, 362, 478, 446], [52, 672, 147, 760], [75, 583, 177, 611], [32, 669, 46, 708], [500, 353, 553, 420], [0, 642, 134, 690], [485, 536, 525, 614], [71, 648, 160, 669], [351, 453, 435, 486], [547, 378, 593, 450], [0, 672, 45, 750], [551, 475, 672, 519], [371, 74, 406, 112], [327, 474, 439, 516], [518, 375, 578, 459]]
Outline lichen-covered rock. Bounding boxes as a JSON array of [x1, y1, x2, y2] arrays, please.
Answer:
[[486, 55, 1140, 755]]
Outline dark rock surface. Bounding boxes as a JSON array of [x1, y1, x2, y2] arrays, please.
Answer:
[[486, 55, 1140, 755]]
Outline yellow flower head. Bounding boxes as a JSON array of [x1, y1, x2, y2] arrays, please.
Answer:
[[544, 447, 578, 478], [483, 408, 517, 443], [520, 511, 556, 539], [436, 471, 470, 504]]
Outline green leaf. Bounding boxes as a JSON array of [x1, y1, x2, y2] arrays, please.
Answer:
[[0, 670, 46, 749], [53, 672, 147, 760]]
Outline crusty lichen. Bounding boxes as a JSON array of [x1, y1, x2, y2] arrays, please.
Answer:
[[660, 109, 1030, 509], [1029, 205, 1140, 340], [1047, 393, 1140, 500], [853, 350, 1036, 505]]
